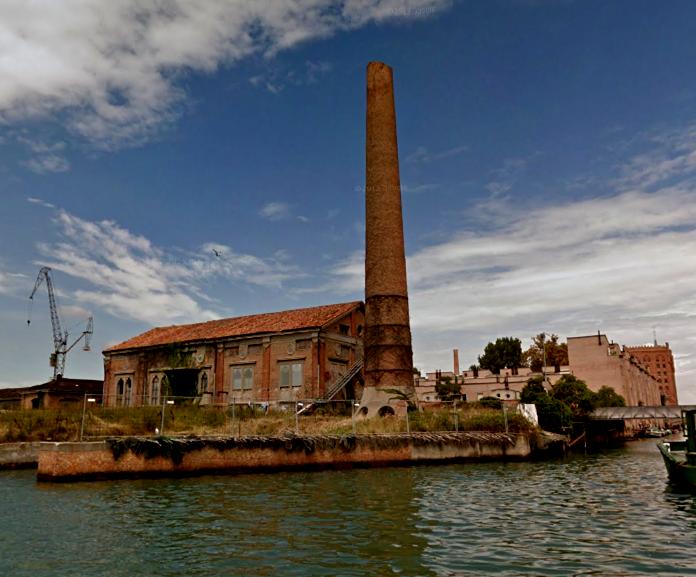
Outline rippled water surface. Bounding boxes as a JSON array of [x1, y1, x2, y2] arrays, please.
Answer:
[[2, 440, 696, 576]]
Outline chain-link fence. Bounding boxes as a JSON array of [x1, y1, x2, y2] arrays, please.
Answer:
[[79, 396, 370, 440], [0, 396, 531, 442], [77, 396, 531, 440]]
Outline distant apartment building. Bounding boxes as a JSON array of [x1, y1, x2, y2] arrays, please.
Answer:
[[567, 334, 662, 406], [414, 366, 571, 404], [624, 342, 678, 405], [419, 332, 668, 408]]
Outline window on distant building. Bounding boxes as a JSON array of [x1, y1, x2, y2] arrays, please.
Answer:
[[199, 372, 209, 394], [279, 361, 304, 387], [232, 365, 254, 390], [339, 324, 350, 336]]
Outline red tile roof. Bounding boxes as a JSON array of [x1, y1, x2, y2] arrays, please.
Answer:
[[105, 301, 363, 353], [0, 378, 103, 398]]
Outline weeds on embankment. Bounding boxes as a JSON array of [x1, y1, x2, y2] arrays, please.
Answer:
[[0, 404, 536, 443]]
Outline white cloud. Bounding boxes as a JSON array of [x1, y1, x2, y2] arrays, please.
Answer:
[[249, 59, 333, 93], [615, 124, 696, 191], [17, 136, 70, 173], [0, 0, 450, 149], [330, 184, 696, 402], [406, 144, 468, 163], [196, 242, 301, 288], [259, 201, 291, 221], [0, 268, 27, 296], [27, 197, 56, 209], [35, 210, 302, 324], [23, 155, 70, 174]]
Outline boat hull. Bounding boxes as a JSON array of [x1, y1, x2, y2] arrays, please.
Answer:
[[658, 442, 696, 488]]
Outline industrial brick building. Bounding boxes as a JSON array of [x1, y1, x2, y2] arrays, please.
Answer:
[[624, 342, 678, 405], [0, 377, 103, 410], [102, 302, 364, 407]]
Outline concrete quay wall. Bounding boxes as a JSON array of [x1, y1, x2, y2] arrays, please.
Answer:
[[37, 432, 532, 482], [0, 442, 41, 469]]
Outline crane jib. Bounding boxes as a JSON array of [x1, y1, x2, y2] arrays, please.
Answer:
[[27, 266, 93, 379]]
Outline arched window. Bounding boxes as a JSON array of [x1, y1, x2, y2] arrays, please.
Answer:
[[151, 376, 160, 405], [161, 375, 169, 398], [116, 378, 124, 406], [200, 372, 209, 394], [124, 377, 132, 407]]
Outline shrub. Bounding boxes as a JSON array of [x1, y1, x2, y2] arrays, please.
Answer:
[[478, 396, 503, 409]]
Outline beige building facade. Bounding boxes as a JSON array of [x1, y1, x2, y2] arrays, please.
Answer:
[[567, 334, 662, 406], [415, 366, 571, 404]]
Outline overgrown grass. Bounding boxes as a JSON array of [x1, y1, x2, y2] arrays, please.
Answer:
[[0, 404, 536, 442], [0, 409, 81, 442]]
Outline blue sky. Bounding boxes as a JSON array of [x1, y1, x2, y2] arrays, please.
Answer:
[[2, 1, 696, 402]]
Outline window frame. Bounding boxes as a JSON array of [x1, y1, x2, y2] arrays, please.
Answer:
[[279, 361, 304, 388], [231, 364, 255, 391]]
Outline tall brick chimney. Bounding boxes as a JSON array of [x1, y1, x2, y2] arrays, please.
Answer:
[[361, 62, 414, 413], [453, 348, 460, 376]]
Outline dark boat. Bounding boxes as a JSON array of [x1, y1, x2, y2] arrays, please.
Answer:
[[657, 409, 696, 488]]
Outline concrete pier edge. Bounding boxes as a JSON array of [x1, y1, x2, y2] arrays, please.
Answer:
[[36, 432, 540, 482]]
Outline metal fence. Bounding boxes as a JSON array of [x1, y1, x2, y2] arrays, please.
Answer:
[[0, 396, 526, 442], [78, 395, 370, 440], [77, 396, 523, 440]]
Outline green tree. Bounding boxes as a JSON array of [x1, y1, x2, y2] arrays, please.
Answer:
[[478, 337, 523, 375], [382, 388, 418, 412], [520, 376, 546, 403], [535, 395, 573, 432], [478, 396, 503, 409], [519, 376, 572, 433], [523, 333, 569, 372], [594, 386, 626, 408], [435, 376, 461, 401], [550, 375, 596, 418]]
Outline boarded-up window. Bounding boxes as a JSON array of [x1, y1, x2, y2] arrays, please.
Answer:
[[232, 366, 254, 390], [279, 361, 303, 388]]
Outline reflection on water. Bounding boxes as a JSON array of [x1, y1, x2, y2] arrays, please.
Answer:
[[2, 440, 696, 576]]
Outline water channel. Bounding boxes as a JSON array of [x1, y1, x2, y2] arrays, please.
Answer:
[[1, 440, 696, 576]]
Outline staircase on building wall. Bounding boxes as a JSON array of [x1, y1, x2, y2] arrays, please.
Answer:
[[297, 359, 363, 415]]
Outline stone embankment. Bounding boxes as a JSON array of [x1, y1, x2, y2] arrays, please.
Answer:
[[37, 432, 540, 482]]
